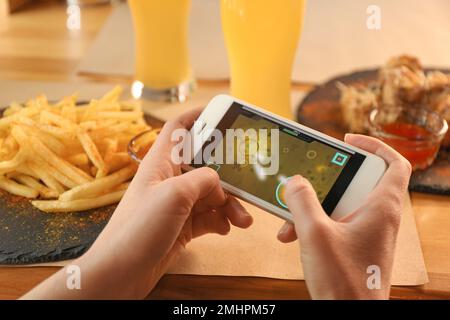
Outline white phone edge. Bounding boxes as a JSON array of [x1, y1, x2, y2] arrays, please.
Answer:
[[188, 94, 388, 222]]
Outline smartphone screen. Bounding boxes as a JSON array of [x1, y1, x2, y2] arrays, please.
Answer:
[[193, 102, 366, 215]]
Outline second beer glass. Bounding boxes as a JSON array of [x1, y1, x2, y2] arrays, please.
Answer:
[[221, 0, 306, 119]]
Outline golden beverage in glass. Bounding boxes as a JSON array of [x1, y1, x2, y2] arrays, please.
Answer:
[[221, 0, 306, 119], [128, 0, 195, 102]]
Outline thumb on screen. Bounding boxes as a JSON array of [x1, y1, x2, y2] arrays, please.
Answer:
[[285, 175, 329, 233]]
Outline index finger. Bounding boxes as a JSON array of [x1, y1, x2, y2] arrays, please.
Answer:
[[148, 107, 204, 157], [140, 107, 204, 176]]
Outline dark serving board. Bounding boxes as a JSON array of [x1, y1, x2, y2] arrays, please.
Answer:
[[0, 113, 164, 265], [297, 69, 450, 196]]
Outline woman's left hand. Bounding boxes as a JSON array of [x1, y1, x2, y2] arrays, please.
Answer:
[[23, 108, 253, 300]]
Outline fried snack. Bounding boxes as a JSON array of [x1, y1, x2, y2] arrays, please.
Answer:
[[426, 71, 450, 113], [0, 86, 160, 212], [379, 55, 426, 104], [339, 55, 450, 144], [337, 82, 379, 133]]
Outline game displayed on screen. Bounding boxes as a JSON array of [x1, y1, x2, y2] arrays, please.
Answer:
[[199, 103, 366, 214]]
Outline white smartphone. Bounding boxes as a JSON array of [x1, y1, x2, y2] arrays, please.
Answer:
[[187, 94, 387, 222]]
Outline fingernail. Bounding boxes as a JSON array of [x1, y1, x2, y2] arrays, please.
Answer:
[[278, 223, 290, 236], [241, 209, 252, 222], [287, 175, 302, 188], [230, 199, 251, 216]]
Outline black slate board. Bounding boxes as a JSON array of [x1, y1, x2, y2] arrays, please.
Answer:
[[297, 69, 450, 196], [0, 113, 164, 265]]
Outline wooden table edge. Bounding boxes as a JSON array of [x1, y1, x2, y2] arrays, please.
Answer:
[[1, 266, 449, 300]]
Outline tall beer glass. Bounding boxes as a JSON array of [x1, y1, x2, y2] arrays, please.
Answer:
[[129, 0, 195, 102], [221, 0, 306, 118]]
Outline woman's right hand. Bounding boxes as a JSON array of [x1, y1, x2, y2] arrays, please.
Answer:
[[277, 134, 412, 299]]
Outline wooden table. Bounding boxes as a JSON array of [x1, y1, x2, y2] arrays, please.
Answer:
[[0, 0, 449, 300]]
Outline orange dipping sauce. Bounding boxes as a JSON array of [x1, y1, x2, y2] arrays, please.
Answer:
[[379, 122, 440, 170]]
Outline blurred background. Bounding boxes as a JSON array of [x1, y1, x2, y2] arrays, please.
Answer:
[[2, 0, 450, 83]]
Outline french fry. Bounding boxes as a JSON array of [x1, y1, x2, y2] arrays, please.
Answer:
[[1, 135, 18, 156], [40, 110, 76, 129], [112, 152, 130, 161], [0, 107, 40, 130], [79, 121, 97, 130], [96, 111, 143, 121], [101, 85, 122, 103], [80, 100, 99, 122], [32, 189, 126, 213], [135, 128, 160, 151], [15, 164, 40, 180], [103, 138, 118, 158], [77, 129, 106, 178], [55, 93, 77, 109], [58, 165, 136, 201], [108, 161, 130, 173], [113, 182, 130, 191], [47, 165, 77, 189], [9, 125, 28, 148], [38, 124, 74, 140], [3, 102, 23, 117], [102, 138, 118, 174], [0, 176, 39, 198], [0, 147, 27, 174], [107, 152, 131, 173], [28, 161, 65, 194], [66, 153, 89, 166], [98, 101, 121, 112], [14, 174, 59, 199], [61, 105, 77, 123], [26, 94, 48, 110], [89, 122, 130, 141]]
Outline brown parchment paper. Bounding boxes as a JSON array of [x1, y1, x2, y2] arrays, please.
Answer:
[[168, 195, 428, 286], [0, 80, 428, 286]]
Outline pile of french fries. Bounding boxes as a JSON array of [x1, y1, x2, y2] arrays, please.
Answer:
[[0, 86, 158, 213]]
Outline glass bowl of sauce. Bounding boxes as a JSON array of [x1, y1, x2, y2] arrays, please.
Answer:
[[369, 105, 448, 170], [128, 128, 161, 164]]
